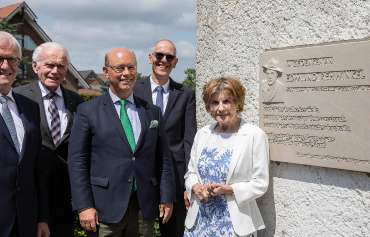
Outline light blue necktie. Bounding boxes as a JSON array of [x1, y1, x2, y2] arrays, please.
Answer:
[[0, 96, 20, 154], [155, 86, 164, 114]]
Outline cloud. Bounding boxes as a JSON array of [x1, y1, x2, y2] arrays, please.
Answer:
[[176, 40, 196, 59], [29, 0, 196, 28], [176, 12, 197, 28], [0, 0, 196, 81]]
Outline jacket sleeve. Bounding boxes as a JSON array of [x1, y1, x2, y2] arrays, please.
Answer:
[[184, 89, 197, 167], [158, 110, 176, 203], [68, 106, 95, 211], [184, 130, 201, 202], [230, 129, 270, 206]]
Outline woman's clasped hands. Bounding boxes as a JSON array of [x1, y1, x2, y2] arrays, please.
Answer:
[[192, 183, 233, 202]]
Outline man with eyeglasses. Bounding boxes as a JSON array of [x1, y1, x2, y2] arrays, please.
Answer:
[[68, 48, 175, 237], [0, 31, 47, 237], [135, 39, 196, 237], [15, 42, 84, 237]]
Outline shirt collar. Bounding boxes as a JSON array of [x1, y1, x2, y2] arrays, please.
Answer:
[[109, 88, 135, 105], [149, 76, 170, 93], [38, 81, 63, 98], [0, 89, 15, 103]]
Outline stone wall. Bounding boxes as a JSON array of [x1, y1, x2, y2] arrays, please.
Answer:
[[196, 0, 370, 236]]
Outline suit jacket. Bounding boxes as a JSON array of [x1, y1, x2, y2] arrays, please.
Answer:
[[134, 78, 196, 193], [184, 122, 269, 236], [0, 92, 41, 237], [68, 93, 175, 223], [14, 81, 83, 225]]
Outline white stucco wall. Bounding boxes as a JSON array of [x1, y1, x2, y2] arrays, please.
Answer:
[[196, 0, 370, 236]]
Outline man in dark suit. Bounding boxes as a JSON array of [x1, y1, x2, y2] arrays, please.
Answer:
[[15, 42, 83, 237], [68, 48, 175, 237], [0, 31, 48, 237], [134, 39, 196, 237]]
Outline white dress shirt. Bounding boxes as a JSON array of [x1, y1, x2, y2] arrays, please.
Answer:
[[38, 81, 68, 140], [150, 76, 170, 113], [0, 90, 25, 152]]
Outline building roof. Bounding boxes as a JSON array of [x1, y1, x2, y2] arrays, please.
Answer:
[[0, 2, 20, 20], [79, 70, 96, 80], [0, 1, 90, 89]]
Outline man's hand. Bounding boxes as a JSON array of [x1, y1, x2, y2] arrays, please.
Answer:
[[208, 183, 233, 196], [184, 191, 190, 209], [79, 208, 99, 232], [37, 222, 50, 237], [192, 183, 210, 202], [159, 202, 173, 224]]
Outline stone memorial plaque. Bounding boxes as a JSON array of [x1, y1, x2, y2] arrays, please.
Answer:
[[259, 39, 370, 173]]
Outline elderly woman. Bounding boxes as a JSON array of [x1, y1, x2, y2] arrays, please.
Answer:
[[184, 77, 269, 237]]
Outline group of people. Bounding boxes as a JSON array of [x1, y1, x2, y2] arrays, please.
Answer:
[[0, 30, 269, 237]]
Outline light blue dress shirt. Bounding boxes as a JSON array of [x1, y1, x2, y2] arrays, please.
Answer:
[[109, 89, 141, 144]]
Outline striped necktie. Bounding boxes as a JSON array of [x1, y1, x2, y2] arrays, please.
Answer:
[[47, 92, 61, 145]]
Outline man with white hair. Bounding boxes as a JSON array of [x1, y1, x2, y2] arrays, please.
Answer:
[[0, 31, 48, 237], [15, 42, 83, 237]]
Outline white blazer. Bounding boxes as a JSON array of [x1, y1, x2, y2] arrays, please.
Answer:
[[184, 121, 269, 236]]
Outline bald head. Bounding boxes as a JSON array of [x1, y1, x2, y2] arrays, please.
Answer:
[[105, 48, 137, 67], [153, 39, 177, 56]]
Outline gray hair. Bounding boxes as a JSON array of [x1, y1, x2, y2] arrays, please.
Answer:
[[0, 31, 22, 58], [32, 42, 70, 63]]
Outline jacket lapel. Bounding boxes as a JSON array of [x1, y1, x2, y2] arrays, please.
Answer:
[[163, 79, 180, 120], [0, 111, 16, 151], [133, 96, 148, 152], [12, 93, 29, 162], [58, 87, 74, 145], [139, 79, 154, 105], [102, 93, 133, 153], [226, 122, 246, 183], [29, 82, 55, 148]]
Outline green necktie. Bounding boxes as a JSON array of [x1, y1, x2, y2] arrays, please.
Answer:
[[119, 99, 136, 152]]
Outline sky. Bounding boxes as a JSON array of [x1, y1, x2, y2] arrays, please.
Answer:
[[1, 0, 196, 82]]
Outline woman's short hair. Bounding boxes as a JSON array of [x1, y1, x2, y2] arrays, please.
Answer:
[[202, 76, 246, 112]]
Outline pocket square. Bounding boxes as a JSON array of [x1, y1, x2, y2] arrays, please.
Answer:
[[149, 120, 159, 128]]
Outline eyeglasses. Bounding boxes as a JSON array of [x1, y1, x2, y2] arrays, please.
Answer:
[[0, 56, 20, 66], [42, 62, 68, 70], [153, 52, 176, 62], [107, 65, 137, 73]]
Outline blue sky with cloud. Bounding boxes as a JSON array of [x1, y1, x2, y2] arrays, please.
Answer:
[[1, 0, 196, 82]]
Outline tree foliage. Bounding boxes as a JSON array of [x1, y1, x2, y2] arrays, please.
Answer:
[[0, 20, 17, 35], [182, 68, 196, 90]]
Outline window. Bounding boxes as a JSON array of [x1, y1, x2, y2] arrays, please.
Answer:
[[15, 34, 38, 50]]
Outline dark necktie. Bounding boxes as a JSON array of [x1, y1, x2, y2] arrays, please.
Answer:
[[155, 86, 164, 114], [0, 95, 20, 154], [119, 99, 136, 152], [47, 92, 61, 145]]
